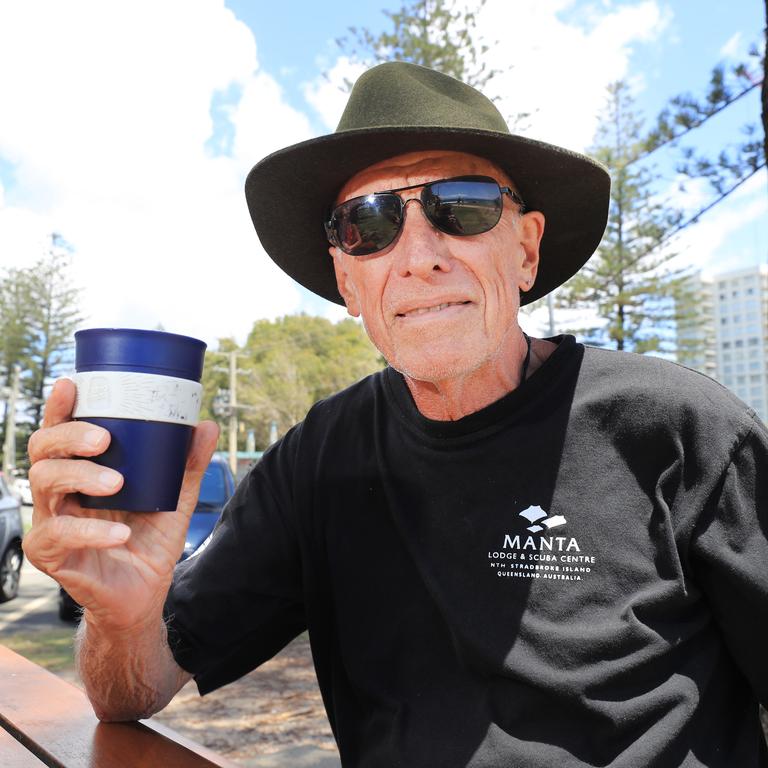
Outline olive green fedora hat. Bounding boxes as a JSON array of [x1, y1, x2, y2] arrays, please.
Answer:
[[245, 61, 610, 306]]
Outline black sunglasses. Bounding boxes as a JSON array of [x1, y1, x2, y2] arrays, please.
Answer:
[[325, 175, 526, 257]]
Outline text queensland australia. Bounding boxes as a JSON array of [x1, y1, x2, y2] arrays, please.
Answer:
[[488, 534, 596, 582]]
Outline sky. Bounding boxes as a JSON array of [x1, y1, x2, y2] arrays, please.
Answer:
[[0, 0, 765, 350]]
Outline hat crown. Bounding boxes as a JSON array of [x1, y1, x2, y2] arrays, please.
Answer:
[[336, 61, 510, 135]]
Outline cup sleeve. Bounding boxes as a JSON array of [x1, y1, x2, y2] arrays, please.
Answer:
[[163, 430, 306, 695]]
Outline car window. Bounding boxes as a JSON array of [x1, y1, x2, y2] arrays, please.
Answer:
[[198, 464, 227, 505]]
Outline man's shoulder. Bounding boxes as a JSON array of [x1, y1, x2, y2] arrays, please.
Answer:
[[579, 344, 757, 436]]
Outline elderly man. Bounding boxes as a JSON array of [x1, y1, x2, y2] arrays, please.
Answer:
[[24, 63, 768, 767]]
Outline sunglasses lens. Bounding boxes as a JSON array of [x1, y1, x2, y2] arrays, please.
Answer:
[[423, 178, 503, 236], [333, 194, 402, 256]]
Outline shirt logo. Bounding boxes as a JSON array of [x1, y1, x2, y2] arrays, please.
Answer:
[[519, 504, 567, 533], [486, 503, 597, 583]]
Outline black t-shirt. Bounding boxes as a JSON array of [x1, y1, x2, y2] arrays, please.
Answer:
[[164, 336, 768, 767]]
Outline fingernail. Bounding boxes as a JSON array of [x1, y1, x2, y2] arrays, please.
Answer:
[[108, 524, 129, 541], [84, 429, 105, 447], [99, 470, 121, 489]]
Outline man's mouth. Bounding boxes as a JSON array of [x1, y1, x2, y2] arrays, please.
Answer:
[[397, 300, 471, 319]]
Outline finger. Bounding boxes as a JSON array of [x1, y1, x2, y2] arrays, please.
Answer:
[[176, 421, 220, 516], [41, 378, 78, 429], [29, 458, 123, 519], [28, 420, 111, 464], [23, 516, 130, 573]]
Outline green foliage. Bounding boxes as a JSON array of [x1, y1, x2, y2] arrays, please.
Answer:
[[559, 82, 697, 354], [335, 0, 529, 128], [341, 0, 497, 89], [24, 235, 84, 427], [646, 40, 766, 204], [199, 315, 384, 450], [0, 235, 83, 466]]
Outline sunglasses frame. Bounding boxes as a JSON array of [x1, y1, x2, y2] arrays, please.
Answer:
[[325, 175, 526, 257]]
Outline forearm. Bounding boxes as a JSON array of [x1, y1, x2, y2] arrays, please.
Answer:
[[75, 611, 192, 721]]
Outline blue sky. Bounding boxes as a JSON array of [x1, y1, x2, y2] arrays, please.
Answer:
[[0, 0, 765, 346]]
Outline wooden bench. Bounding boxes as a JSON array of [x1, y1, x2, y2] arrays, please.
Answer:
[[0, 644, 240, 767]]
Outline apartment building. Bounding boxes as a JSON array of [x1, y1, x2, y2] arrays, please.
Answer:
[[682, 265, 768, 422]]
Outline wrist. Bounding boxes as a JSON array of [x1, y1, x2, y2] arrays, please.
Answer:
[[82, 603, 167, 645]]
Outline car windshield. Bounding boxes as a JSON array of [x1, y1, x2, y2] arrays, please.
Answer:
[[198, 464, 227, 506]]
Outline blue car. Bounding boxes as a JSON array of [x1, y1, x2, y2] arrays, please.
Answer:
[[180, 454, 236, 560], [58, 455, 236, 621]]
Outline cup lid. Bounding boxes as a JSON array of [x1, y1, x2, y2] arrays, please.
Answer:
[[75, 328, 207, 381]]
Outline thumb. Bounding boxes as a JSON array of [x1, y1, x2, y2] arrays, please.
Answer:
[[176, 421, 220, 517]]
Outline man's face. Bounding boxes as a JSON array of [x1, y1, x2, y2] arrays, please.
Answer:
[[330, 151, 544, 384]]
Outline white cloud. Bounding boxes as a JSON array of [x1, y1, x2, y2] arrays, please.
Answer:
[[474, 0, 668, 151], [669, 171, 768, 275], [303, 56, 367, 131], [0, 0, 312, 348], [302, 1, 668, 154], [719, 31, 743, 60]]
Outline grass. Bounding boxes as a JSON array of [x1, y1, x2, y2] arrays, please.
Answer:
[[4, 628, 77, 673]]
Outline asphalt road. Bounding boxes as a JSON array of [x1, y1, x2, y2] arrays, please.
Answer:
[[0, 506, 64, 635]]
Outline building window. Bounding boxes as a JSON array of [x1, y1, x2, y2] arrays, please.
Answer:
[[748, 338, 760, 346], [722, 341, 731, 349]]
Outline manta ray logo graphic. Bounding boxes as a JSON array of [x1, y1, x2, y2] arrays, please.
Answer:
[[519, 505, 567, 534]]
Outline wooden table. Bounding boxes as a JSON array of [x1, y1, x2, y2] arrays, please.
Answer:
[[0, 644, 240, 767]]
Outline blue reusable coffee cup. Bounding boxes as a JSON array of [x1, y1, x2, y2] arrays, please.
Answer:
[[73, 328, 206, 512]]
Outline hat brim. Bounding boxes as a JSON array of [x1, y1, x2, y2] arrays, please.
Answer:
[[245, 126, 609, 306]]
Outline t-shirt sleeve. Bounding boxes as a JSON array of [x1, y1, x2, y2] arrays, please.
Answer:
[[690, 413, 768, 706], [163, 427, 306, 695]]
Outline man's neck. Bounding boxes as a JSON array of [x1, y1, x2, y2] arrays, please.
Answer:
[[402, 336, 556, 421]]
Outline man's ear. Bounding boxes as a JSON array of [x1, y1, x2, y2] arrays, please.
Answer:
[[518, 211, 545, 292], [331, 249, 361, 317]]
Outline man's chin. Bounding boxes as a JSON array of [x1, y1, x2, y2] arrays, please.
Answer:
[[390, 351, 485, 386]]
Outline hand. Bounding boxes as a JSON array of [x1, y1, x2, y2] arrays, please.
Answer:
[[23, 378, 219, 633]]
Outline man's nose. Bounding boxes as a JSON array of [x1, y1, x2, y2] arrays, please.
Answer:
[[393, 199, 452, 278]]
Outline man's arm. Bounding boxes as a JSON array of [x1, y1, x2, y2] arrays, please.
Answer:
[[691, 414, 768, 705], [23, 379, 217, 720], [75, 612, 192, 721]]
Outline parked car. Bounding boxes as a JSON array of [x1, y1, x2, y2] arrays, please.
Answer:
[[58, 455, 236, 621], [11, 475, 33, 506], [0, 472, 24, 603]]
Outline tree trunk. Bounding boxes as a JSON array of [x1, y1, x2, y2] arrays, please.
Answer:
[[763, 0, 768, 186]]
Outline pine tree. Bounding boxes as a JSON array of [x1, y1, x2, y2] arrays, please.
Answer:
[[24, 234, 83, 428], [336, 0, 528, 127], [341, 0, 495, 88], [559, 81, 696, 354]]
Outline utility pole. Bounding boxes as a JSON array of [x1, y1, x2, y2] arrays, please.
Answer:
[[547, 293, 556, 337], [212, 351, 254, 477], [228, 350, 238, 477], [2, 364, 21, 476]]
